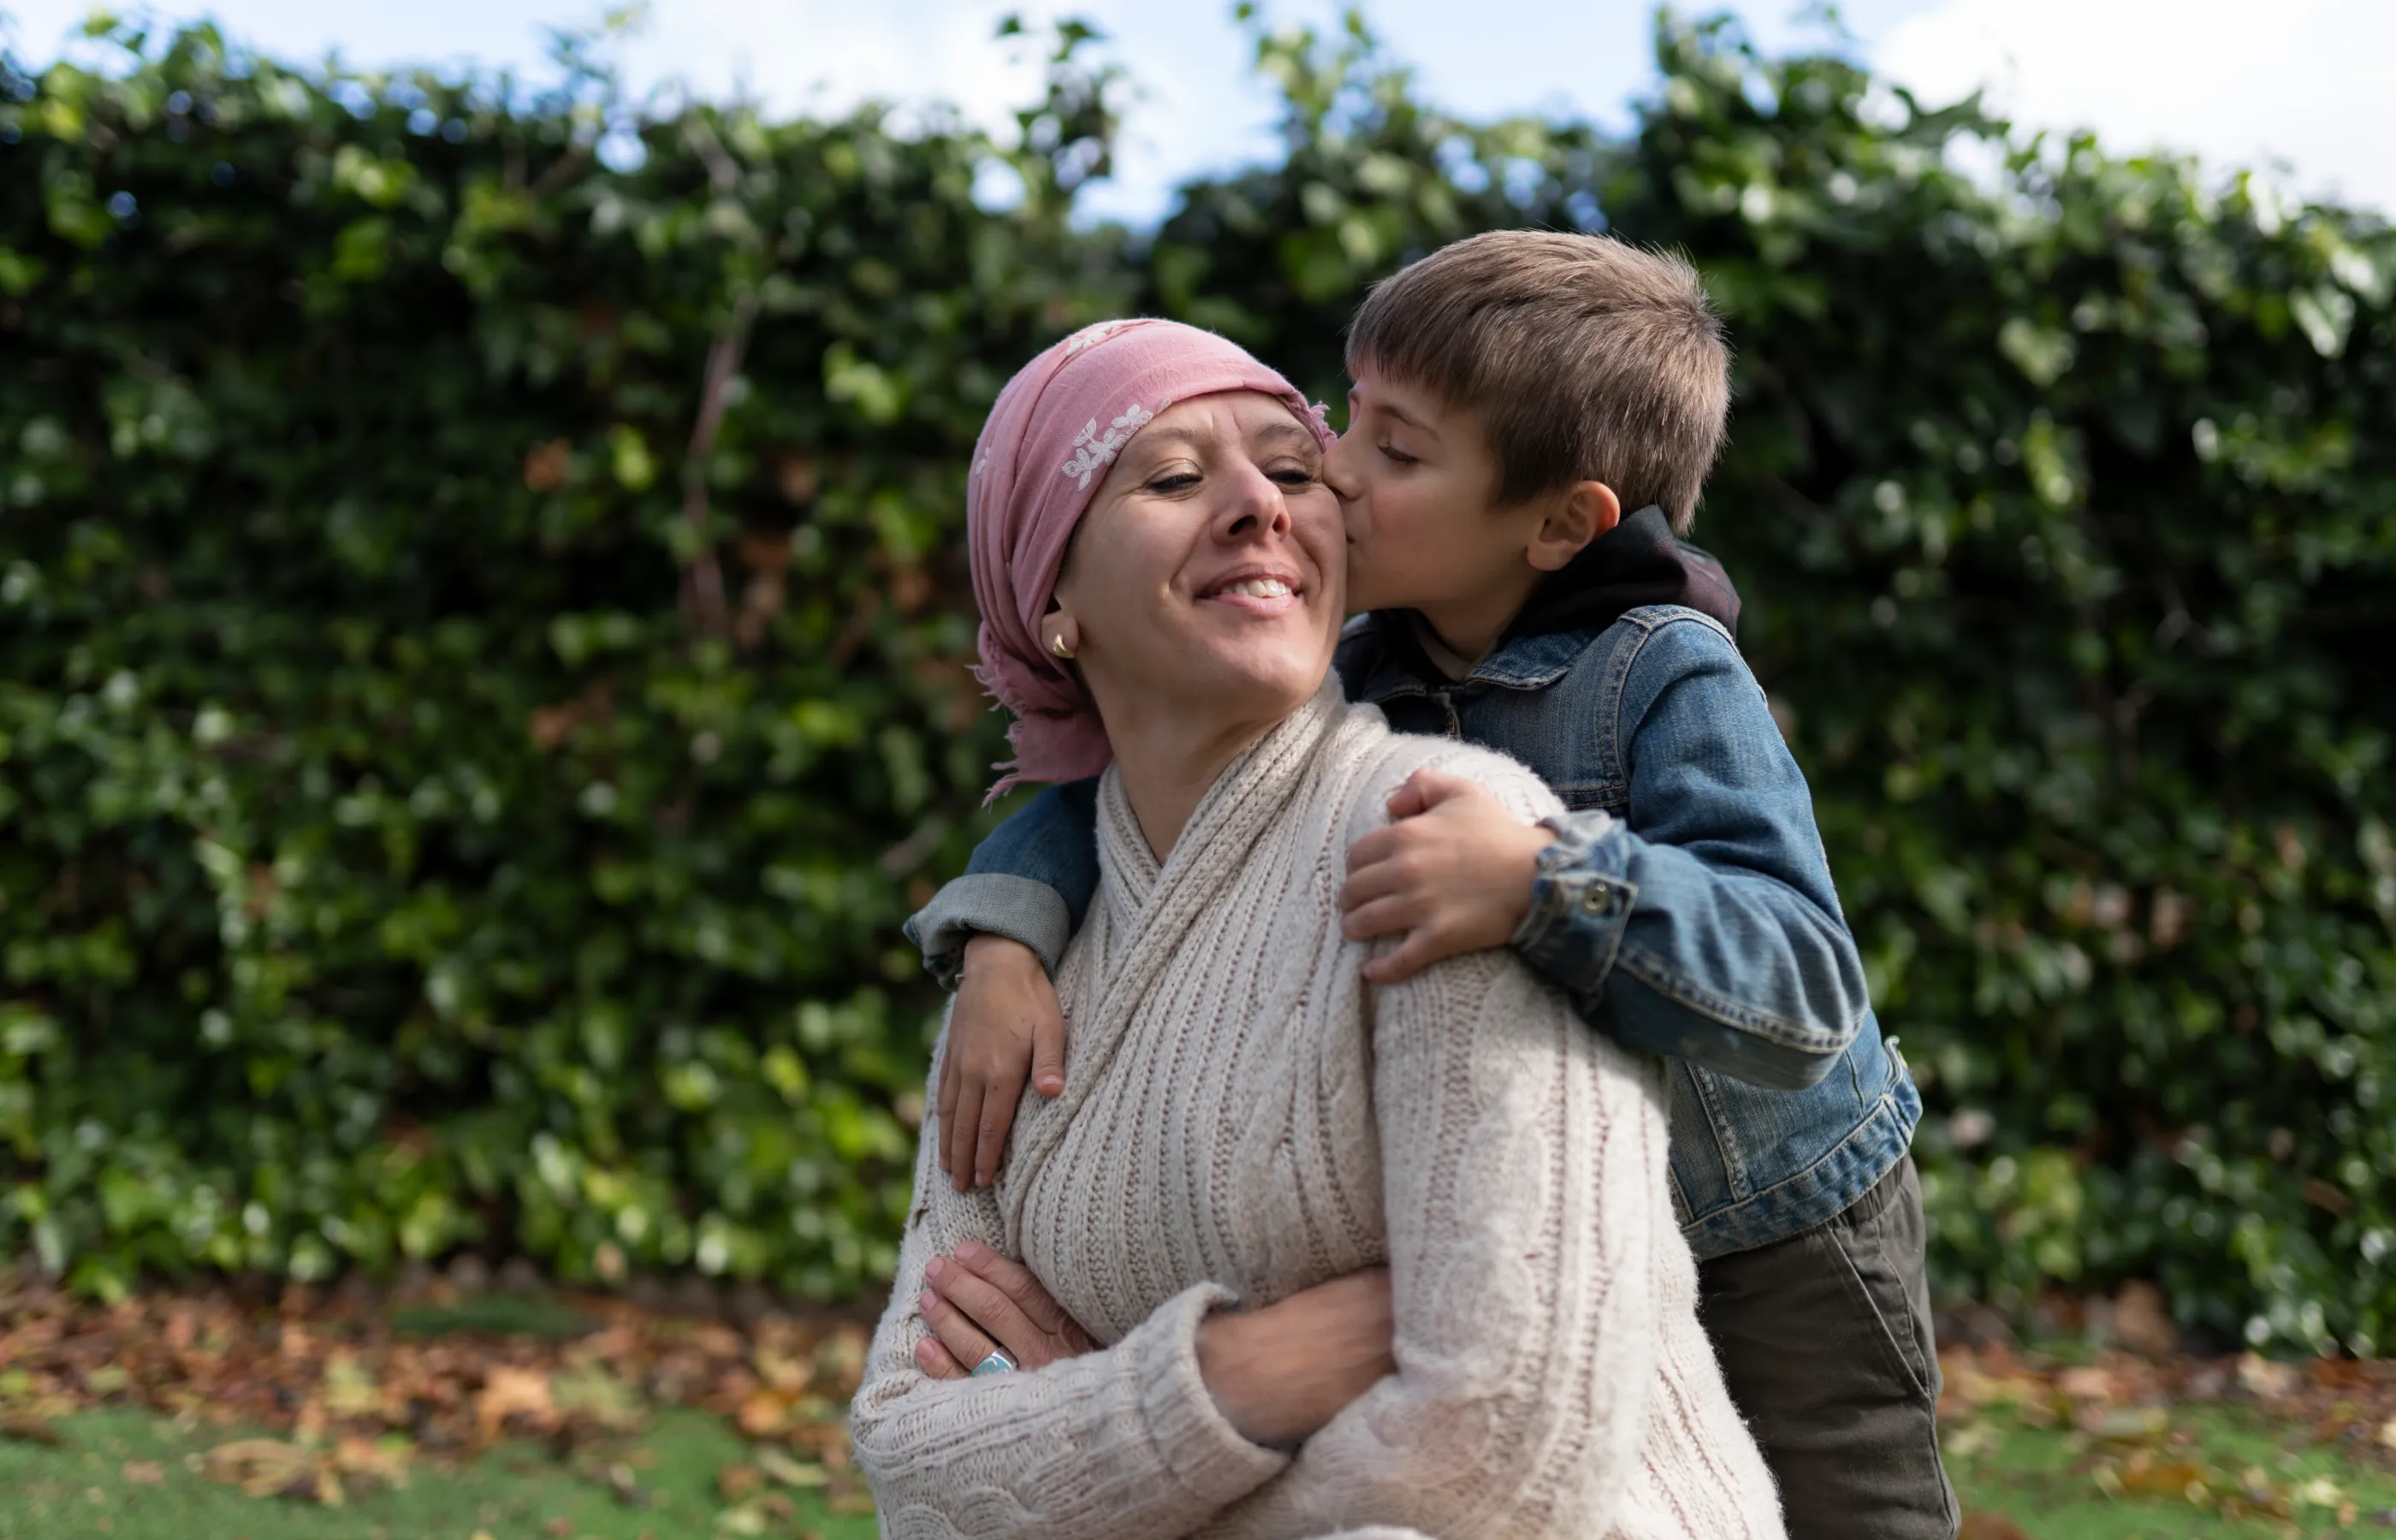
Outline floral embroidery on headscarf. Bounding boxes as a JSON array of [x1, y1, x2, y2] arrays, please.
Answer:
[[1062, 320, 1135, 356], [1060, 403, 1155, 489]]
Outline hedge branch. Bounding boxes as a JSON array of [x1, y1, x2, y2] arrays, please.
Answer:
[[679, 292, 758, 646]]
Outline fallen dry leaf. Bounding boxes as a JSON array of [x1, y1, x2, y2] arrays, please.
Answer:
[[199, 1431, 410, 1507], [121, 1459, 163, 1484], [754, 1347, 812, 1394], [596, 1458, 649, 1507], [205, 1437, 317, 1498], [718, 1460, 764, 1502], [331, 1434, 411, 1484], [2237, 1352, 2300, 1401], [2055, 1365, 2115, 1401], [737, 1386, 798, 1437], [2111, 1280, 2177, 1358], [0, 1410, 62, 1446], [552, 1364, 645, 1433], [757, 1446, 829, 1489], [2079, 1405, 2169, 1442], [476, 1365, 557, 1442], [322, 1349, 382, 1419], [1958, 1514, 2034, 1540], [2114, 1457, 2209, 1500]]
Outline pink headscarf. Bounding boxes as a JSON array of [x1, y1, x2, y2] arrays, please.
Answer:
[[968, 318, 1332, 799]]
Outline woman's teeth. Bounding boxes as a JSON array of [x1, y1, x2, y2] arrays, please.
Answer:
[[1220, 578, 1293, 599]]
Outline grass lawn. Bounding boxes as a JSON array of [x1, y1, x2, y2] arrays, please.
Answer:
[[10, 1268, 2396, 1540], [0, 1406, 879, 1540], [9, 1395, 2396, 1539], [1946, 1401, 2396, 1537]]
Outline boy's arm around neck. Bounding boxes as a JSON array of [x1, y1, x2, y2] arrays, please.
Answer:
[[1509, 615, 1869, 1090], [904, 779, 1102, 988]]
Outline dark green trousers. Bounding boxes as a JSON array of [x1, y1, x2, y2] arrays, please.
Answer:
[[1697, 1156, 1959, 1540]]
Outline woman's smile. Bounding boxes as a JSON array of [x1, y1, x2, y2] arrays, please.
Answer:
[[1197, 565, 1306, 615]]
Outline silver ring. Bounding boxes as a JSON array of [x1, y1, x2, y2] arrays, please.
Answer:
[[970, 1348, 1017, 1377]]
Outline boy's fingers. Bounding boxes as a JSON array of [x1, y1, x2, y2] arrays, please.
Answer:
[[1342, 895, 1419, 942], [934, 1062, 960, 1174], [1361, 935, 1438, 984], [1337, 859, 1409, 913], [1363, 917, 1476, 980], [972, 1074, 1024, 1188], [1030, 1009, 1067, 1099], [946, 1083, 986, 1191], [1345, 824, 1403, 874], [1385, 778, 1429, 820], [1403, 767, 1478, 809]]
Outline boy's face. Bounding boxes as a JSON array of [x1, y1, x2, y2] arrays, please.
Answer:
[[1326, 366, 1527, 618]]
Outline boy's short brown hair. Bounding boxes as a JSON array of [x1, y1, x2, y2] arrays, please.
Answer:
[[1345, 231, 1730, 532]]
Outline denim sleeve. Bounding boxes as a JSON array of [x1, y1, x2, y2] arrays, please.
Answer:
[[1509, 620, 1869, 1090], [902, 779, 1101, 989]]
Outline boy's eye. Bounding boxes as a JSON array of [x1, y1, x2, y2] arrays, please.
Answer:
[[1378, 444, 1418, 466]]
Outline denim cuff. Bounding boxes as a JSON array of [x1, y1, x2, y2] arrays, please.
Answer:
[[1509, 808, 1638, 998], [904, 874, 1073, 990]]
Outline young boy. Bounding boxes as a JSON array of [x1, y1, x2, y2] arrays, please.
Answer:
[[907, 232, 1952, 1539]]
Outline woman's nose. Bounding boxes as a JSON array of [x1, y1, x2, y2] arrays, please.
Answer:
[[1215, 463, 1293, 542]]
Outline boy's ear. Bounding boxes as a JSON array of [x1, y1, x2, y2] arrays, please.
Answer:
[[1525, 481, 1622, 573]]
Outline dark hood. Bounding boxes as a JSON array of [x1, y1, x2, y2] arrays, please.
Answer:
[[1499, 502, 1741, 643], [1363, 504, 1743, 685]]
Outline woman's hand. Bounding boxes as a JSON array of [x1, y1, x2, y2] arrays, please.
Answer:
[[937, 934, 1070, 1191], [912, 1240, 1098, 1378], [1197, 1267, 1396, 1447]]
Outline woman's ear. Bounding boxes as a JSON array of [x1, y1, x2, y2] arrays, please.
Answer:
[[1043, 606, 1082, 663], [1526, 481, 1622, 573]]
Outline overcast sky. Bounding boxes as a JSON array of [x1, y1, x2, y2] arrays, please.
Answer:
[[3, 0, 2388, 222]]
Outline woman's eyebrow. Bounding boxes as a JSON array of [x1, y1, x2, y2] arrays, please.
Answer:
[[1253, 420, 1320, 450], [1134, 427, 1207, 453], [1127, 420, 1315, 467]]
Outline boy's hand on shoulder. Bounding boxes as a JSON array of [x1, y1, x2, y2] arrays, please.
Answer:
[[1341, 767, 1552, 984], [937, 934, 1068, 1192]]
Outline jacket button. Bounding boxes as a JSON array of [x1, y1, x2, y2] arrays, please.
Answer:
[[1581, 886, 1614, 915]]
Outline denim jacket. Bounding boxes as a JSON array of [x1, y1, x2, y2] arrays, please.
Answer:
[[906, 605, 1920, 1259]]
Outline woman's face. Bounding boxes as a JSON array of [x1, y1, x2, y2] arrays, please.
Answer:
[[1052, 391, 1344, 737]]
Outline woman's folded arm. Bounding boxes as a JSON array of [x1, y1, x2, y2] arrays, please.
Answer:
[[1210, 763, 1672, 1539], [1218, 948, 1669, 1537], [849, 1035, 1289, 1540]]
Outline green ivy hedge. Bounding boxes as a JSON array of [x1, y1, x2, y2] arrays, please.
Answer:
[[3, 14, 2391, 1353]]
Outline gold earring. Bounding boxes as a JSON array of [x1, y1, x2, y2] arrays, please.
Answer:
[[1049, 633, 1076, 660]]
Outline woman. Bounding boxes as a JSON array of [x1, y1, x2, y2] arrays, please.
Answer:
[[849, 319, 1781, 1538]]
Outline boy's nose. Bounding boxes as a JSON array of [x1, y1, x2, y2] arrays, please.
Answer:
[[1321, 433, 1365, 501]]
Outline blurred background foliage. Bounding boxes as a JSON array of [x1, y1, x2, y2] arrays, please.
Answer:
[[2, 8, 2391, 1354]]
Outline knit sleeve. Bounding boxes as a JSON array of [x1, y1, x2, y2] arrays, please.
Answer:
[[1207, 835, 1675, 1535], [849, 1030, 1290, 1539]]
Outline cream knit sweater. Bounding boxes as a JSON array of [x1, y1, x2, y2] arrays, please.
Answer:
[[851, 680, 1782, 1539]]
